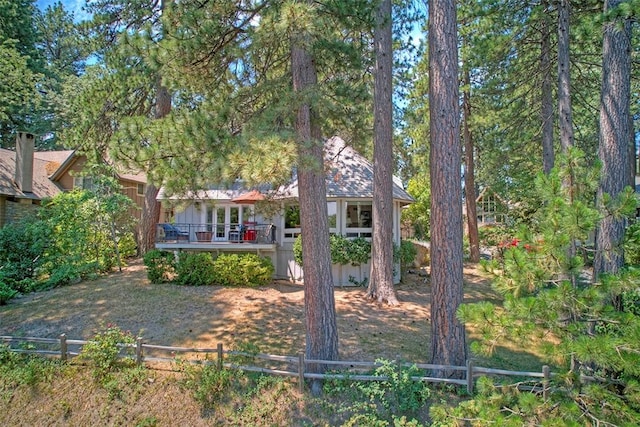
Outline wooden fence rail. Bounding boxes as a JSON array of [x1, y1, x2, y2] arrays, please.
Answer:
[[0, 334, 552, 396]]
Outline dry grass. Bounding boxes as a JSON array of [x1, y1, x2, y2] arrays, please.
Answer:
[[0, 259, 552, 426], [1, 259, 499, 363]]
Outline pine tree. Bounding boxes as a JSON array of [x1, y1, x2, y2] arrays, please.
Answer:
[[428, 0, 467, 374], [594, 0, 634, 280], [367, 0, 398, 305]]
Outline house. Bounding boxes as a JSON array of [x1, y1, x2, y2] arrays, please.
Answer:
[[155, 136, 414, 285], [0, 132, 152, 227], [474, 187, 510, 226]]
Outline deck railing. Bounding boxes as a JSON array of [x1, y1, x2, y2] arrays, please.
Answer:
[[156, 222, 276, 244]]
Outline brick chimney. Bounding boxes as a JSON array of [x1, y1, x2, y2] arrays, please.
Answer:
[[15, 132, 35, 193]]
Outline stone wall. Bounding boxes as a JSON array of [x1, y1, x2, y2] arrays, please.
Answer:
[[1, 198, 39, 226]]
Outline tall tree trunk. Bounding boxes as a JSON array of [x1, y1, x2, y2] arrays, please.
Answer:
[[463, 67, 480, 263], [594, 0, 632, 281], [291, 22, 339, 395], [367, 0, 397, 305], [428, 0, 467, 375], [540, 0, 554, 174], [557, 0, 577, 285], [557, 0, 574, 154], [138, 81, 169, 255]]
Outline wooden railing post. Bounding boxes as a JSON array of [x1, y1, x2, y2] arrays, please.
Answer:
[[59, 334, 67, 362], [136, 337, 144, 365], [466, 359, 474, 394], [542, 365, 550, 400], [217, 343, 223, 370], [298, 352, 305, 393]]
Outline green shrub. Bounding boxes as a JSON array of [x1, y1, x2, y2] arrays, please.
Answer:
[[324, 359, 430, 420], [395, 240, 417, 273], [294, 234, 372, 266], [213, 253, 274, 287], [0, 217, 51, 286], [181, 363, 237, 407], [0, 345, 61, 393], [0, 281, 17, 305], [79, 324, 136, 381], [175, 252, 215, 286], [45, 264, 81, 289], [143, 250, 176, 284], [118, 233, 138, 259]]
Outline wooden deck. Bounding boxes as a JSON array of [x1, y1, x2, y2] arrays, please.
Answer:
[[155, 241, 277, 254]]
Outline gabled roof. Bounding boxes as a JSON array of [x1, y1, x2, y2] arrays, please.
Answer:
[[0, 148, 148, 201], [158, 136, 414, 204], [46, 150, 148, 184], [278, 136, 413, 203], [0, 148, 70, 200]]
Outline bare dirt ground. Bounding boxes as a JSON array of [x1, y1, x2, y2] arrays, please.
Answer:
[[0, 259, 498, 362]]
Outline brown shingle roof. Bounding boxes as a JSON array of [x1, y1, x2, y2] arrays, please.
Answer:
[[0, 148, 69, 200]]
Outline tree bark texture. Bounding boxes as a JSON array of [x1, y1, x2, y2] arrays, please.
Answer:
[[594, 0, 632, 279], [540, 0, 554, 174], [367, 0, 398, 305], [557, 0, 574, 154], [291, 27, 339, 393], [138, 81, 169, 255], [463, 68, 480, 264], [428, 0, 467, 374]]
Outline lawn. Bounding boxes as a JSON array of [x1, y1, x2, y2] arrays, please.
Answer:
[[1, 259, 502, 363], [0, 259, 555, 426]]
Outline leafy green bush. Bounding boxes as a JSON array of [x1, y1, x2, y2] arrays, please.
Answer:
[[143, 250, 176, 284], [180, 363, 238, 408], [0, 216, 51, 287], [44, 264, 82, 289], [0, 345, 60, 395], [79, 324, 136, 382], [175, 252, 216, 286], [477, 224, 514, 249], [395, 240, 417, 273], [0, 281, 17, 305], [324, 359, 430, 421], [213, 253, 274, 287], [294, 234, 372, 266]]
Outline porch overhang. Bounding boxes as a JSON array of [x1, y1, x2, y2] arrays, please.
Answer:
[[155, 241, 277, 254]]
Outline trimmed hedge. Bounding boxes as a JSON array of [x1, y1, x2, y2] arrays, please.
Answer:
[[143, 250, 176, 284], [213, 253, 274, 287], [156, 252, 275, 287], [176, 252, 216, 286]]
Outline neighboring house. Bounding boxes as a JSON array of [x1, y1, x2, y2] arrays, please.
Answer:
[[156, 136, 414, 286], [475, 187, 510, 227], [0, 132, 151, 227]]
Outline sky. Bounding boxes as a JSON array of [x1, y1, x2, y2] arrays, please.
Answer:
[[36, 0, 91, 21]]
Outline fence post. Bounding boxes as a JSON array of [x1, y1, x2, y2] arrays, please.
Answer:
[[298, 352, 305, 393], [217, 343, 223, 370], [59, 334, 67, 362], [466, 359, 474, 394], [542, 365, 550, 400], [136, 338, 144, 365]]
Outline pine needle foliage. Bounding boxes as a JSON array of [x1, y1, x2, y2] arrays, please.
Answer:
[[451, 150, 640, 424]]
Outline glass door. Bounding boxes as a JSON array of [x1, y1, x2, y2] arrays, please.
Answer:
[[213, 207, 226, 240]]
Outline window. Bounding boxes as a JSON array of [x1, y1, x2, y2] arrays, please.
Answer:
[[477, 193, 506, 224], [137, 183, 145, 196], [346, 201, 372, 228], [73, 176, 94, 191], [284, 205, 301, 229], [284, 205, 301, 238], [284, 203, 336, 239], [327, 201, 337, 229]]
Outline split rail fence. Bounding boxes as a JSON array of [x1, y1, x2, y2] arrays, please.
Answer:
[[0, 334, 552, 396]]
